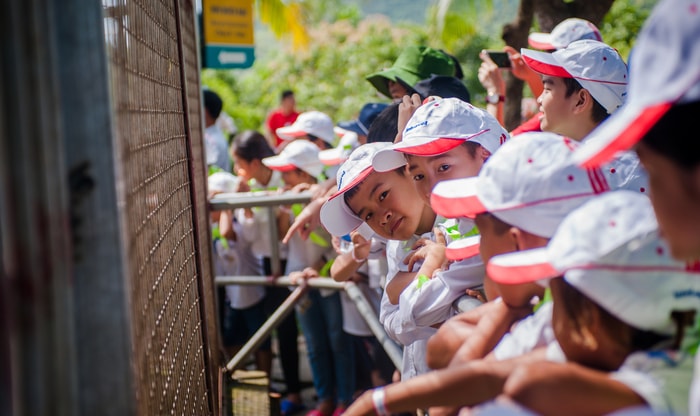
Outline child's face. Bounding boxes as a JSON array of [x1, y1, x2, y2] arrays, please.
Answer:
[[549, 279, 609, 370], [232, 154, 254, 180], [388, 80, 410, 100], [474, 213, 516, 264], [636, 142, 700, 260], [538, 76, 579, 137], [346, 170, 433, 240], [281, 169, 311, 188], [407, 145, 484, 205]]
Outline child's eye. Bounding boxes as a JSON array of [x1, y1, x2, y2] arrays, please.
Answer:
[[438, 164, 450, 173], [379, 190, 388, 201], [413, 174, 424, 181], [364, 213, 373, 221]]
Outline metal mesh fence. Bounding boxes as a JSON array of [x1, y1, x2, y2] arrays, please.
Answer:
[[104, 0, 215, 414]]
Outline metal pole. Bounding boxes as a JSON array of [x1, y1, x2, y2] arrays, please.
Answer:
[[268, 206, 281, 277], [225, 283, 309, 372], [344, 282, 403, 370]]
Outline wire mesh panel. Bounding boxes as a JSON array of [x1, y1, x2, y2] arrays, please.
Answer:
[[104, 0, 215, 414]]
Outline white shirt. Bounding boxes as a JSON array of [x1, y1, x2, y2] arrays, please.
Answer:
[[380, 217, 483, 379], [213, 220, 266, 309], [493, 301, 555, 361], [204, 124, 231, 172], [239, 170, 288, 260]]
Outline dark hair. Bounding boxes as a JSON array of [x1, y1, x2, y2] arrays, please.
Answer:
[[441, 50, 464, 80], [367, 103, 400, 143], [281, 90, 294, 100], [342, 167, 405, 213], [461, 141, 481, 158], [555, 279, 671, 355], [562, 78, 609, 123], [476, 212, 512, 236], [641, 100, 700, 170], [231, 130, 275, 162], [203, 89, 223, 119]]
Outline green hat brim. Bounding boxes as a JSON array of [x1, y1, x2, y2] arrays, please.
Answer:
[[366, 68, 422, 98]]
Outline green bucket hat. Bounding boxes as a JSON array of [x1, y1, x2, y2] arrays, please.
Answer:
[[366, 46, 456, 98]]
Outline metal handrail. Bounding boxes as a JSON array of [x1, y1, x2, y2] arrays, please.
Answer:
[[209, 192, 404, 373]]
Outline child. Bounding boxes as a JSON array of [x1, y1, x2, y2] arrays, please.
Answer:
[[230, 130, 304, 414], [264, 139, 354, 416], [320, 142, 441, 379], [276, 110, 337, 151], [519, 39, 650, 195], [344, 191, 699, 415], [426, 132, 648, 369], [571, 2, 700, 412], [207, 172, 271, 373]]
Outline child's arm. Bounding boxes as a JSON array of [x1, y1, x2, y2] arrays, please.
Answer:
[[426, 299, 532, 369], [386, 229, 447, 305], [503, 360, 646, 415], [343, 350, 547, 416], [218, 209, 236, 240], [329, 234, 371, 282]]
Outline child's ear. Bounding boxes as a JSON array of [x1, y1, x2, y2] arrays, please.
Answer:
[[478, 146, 492, 162], [573, 89, 593, 115]]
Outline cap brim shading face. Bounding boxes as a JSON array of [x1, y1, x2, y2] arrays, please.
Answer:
[[521, 49, 572, 78], [430, 177, 488, 219], [320, 166, 375, 236], [276, 127, 308, 141], [527, 32, 554, 50], [446, 235, 481, 261], [575, 102, 673, 168], [486, 248, 559, 285], [371, 148, 408, 172], [262, 155, 297, 171]]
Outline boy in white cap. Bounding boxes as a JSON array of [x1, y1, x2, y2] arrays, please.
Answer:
[[479, 17, 602, 131], [570, 1, 700, 412], [264, 139, 354, 416], [344, 191, 699, 415], [427, 132, 629, 369], [321, 142, 441, 380], [371, 98, 506, 306], [520, 39, 627, 140], [276, 110, 336, 151]]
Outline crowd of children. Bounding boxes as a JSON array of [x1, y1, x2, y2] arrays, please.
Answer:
[[205, 0, 700, 414]]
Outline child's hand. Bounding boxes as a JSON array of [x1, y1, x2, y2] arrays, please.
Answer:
[[290, 182, 311, 193], [351, 232, 371, 262], [403, 228, 447, 273], [396, 93, 423, 143], [464, 288, 487, 303], [288, 271, 306, 285]]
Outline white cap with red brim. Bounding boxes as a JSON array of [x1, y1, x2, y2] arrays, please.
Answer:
[[320, 142, 393, 237], [521, 40, 628, 115], [487, 191, 700, 335], [574, 0, 700, 168], [372, 98, 509, 172]]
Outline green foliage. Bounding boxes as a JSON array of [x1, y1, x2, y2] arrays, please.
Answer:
[[203, 17, 427, 134], [600, 0, 657, 60]]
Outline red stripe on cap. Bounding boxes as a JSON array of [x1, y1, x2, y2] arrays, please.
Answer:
[[267, 163, 297, 172], [528, 38, 555, 51], [430, 192, 487, 219], [580, 102, 673, 168], [398, 138, 465, 156], [328, 166, 374, 201], [446, 241, 481, 261], [522, 55, 572, 78], [487, 261, 559, 284]]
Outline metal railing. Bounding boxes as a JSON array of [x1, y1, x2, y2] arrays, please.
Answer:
[[209, 192, 404, 373]]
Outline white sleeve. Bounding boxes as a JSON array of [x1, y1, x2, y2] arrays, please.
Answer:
[[380, 239, 434, 345], [610, 350, 694, 415]]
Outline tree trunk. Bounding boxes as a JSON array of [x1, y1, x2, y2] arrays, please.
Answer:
[[502, 0, 615, 131]]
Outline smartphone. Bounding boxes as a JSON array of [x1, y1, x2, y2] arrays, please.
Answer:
[[485, 50, 511, 68]]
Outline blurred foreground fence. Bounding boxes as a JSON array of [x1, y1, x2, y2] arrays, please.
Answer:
[[1, 0, 219, 415]]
